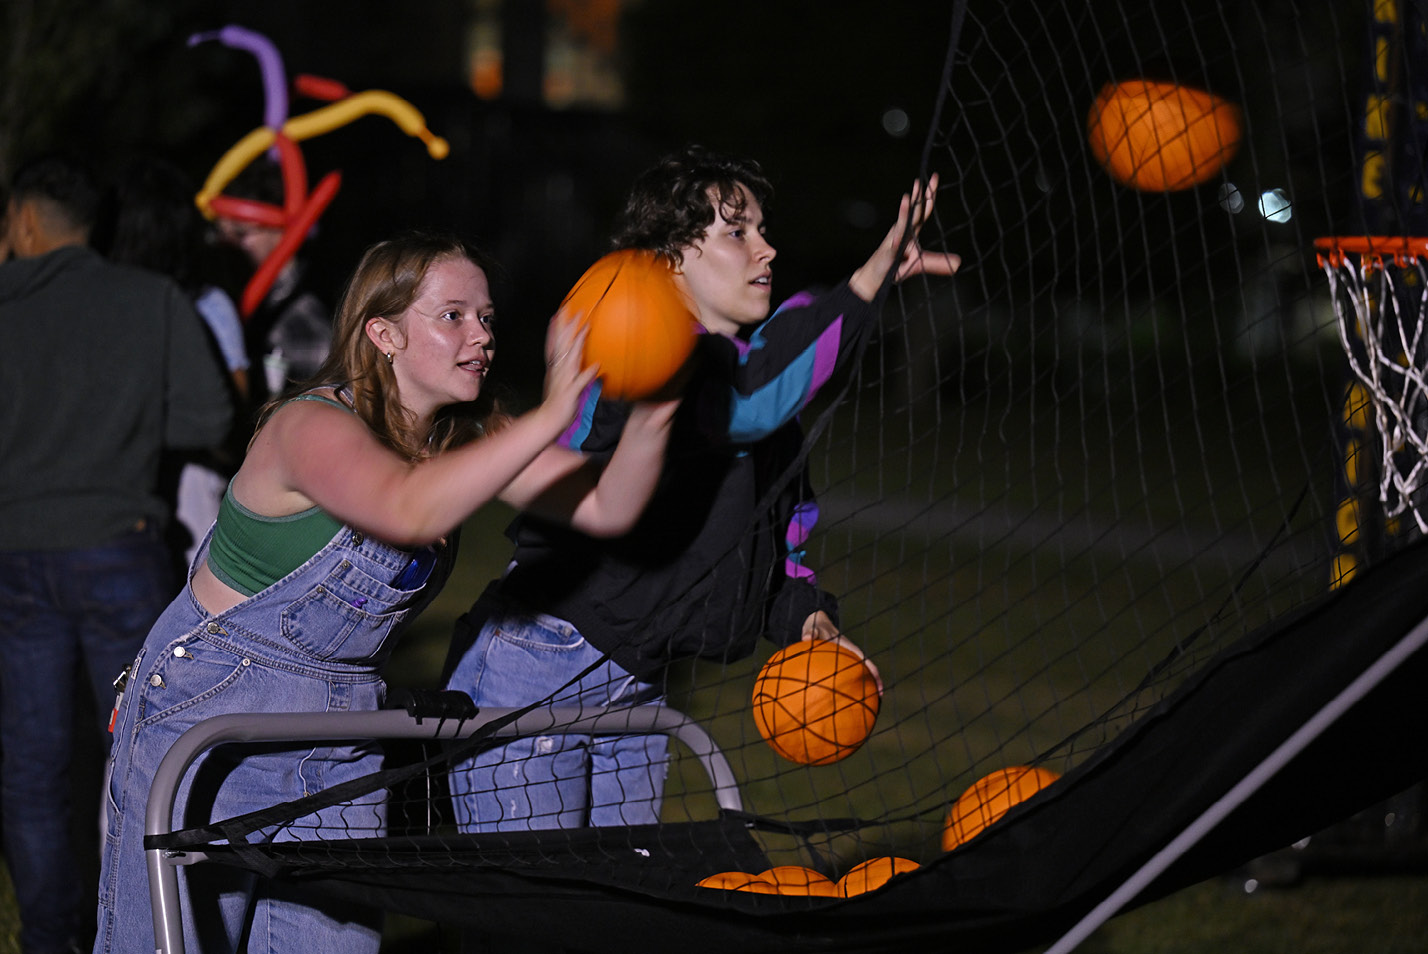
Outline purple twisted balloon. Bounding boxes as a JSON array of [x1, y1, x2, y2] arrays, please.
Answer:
[[188, 25, 289, 132]]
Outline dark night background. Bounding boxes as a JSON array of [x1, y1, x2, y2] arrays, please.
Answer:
[[1, 0, 1378, 398], [9, 4, 1428, 953], [0, 0, 955, 400]]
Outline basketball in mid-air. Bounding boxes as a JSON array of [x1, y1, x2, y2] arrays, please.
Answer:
[[836, 857, 920, 897], [1086, 78, 1242, 191], [751, 640, 881, 765], [941, 765, 1060, 851], [559, 248, 697, 400]]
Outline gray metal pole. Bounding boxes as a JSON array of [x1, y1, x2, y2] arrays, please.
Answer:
[[1044, 610, 1428, 954]]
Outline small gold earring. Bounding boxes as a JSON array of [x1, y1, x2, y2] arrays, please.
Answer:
[[385, 351, 394, 365]]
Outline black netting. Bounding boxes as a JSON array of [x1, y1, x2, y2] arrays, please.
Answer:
[[148, 1, 1428, 951]]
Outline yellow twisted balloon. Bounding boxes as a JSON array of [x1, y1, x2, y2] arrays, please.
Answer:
[[196, 89, 449, 218]]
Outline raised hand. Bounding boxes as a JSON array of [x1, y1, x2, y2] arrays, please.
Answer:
[[850, 172, 961, 300]]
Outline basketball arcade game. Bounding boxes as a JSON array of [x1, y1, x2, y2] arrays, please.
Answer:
[[142, 2, 1428, 951], [1322, 0, 1428, 571], [144, 705, 754, 954]]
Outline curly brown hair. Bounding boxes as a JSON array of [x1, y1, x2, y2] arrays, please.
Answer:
[[609, 145, 773, 266]]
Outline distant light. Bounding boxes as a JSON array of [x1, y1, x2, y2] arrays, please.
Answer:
[[882, 108, 911, 138], [1258, 188, 1292, 223], [1218, 182, 1245, 214]]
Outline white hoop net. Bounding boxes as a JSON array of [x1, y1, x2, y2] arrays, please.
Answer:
[[1319, 242, 1428, 534]]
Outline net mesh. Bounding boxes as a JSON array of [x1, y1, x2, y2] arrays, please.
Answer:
[[153, 0, 1428, 947], [1319, 241, 1428, 533]]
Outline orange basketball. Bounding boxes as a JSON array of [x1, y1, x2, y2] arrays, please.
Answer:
[[695, 870, 779, 893], [759, 865, 840, 897], [836, 857, 920, 897], [751, 641, 880, 765], [560, 248, 698, 399], [1086, 79, 1242, 191], [941, 765, 1060, 851]]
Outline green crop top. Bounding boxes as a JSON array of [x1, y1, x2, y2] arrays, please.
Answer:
[[206, 393, 349, 596]]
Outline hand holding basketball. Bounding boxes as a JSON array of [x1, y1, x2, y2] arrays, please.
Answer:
[[539, 310, 598, 423], [560, 248, 698, 400], [801, 613, 884, 693], [752, 639, 881, 765]]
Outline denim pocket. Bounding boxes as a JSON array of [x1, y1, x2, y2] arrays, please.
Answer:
[[133, 638, 249, 731], [462, 614, 603, 707], [490, 613, 585, 653], [280, 558, 410, 662], [101, 646, 148, 831]]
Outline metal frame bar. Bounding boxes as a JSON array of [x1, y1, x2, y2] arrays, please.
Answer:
[[1044, 611, 1428, 953], [146, 705, 741, 954]]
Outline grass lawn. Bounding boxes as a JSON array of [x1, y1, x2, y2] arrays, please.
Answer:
[[3, 340, 1423, 953]]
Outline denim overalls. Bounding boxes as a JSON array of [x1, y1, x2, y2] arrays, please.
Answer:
[[444, 587, 668, 834], [94, 521, 449, 954]]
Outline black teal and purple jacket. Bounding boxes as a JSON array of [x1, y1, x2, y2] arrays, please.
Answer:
[[494, 279, 886, 681]]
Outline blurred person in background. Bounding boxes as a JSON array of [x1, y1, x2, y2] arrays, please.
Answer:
[[213, 159, 332, 409], [0, 153, 232, 954], [103, 155, 251, 572]]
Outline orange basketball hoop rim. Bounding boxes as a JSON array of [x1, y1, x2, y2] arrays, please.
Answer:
[[1317, 234, 1428, 537], [1314, 235, 1428, 268]]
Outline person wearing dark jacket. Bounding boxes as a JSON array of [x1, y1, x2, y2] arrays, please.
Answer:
[[444, 146, 958, 832], [0, 154, 233, 954]]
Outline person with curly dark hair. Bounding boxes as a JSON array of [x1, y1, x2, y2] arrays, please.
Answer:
[[444, 145, 959, 833], [608, 147, 774, 261]]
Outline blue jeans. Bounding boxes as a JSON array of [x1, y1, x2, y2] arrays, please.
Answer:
[[0, 526, 175, 954], [445, 600, 669, 832], [96, 525, 444, 954]]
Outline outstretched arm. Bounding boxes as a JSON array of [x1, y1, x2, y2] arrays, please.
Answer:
[[499, 395, 679, 537], [849, 173, 961, 302], [251, 314, 600, 546], [497, 304, 682, 536]]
